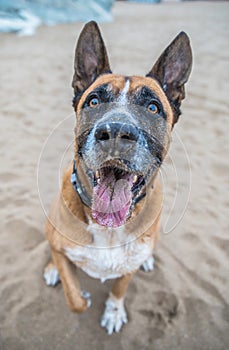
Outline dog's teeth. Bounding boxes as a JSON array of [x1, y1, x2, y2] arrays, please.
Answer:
[[95, 171, 100, 179], [97, 178, 101, 184], [133, 175, 138, 184]]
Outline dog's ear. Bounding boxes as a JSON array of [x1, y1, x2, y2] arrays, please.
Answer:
[[147, 32, 192, 124], [72, 21, 111, 98]]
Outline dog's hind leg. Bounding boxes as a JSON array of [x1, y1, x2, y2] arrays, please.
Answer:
[[101, 273, 133, 334]]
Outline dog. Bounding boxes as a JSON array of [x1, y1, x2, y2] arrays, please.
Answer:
[[43, 21, 192, 334]]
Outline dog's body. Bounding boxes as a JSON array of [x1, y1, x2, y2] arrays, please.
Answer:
[[44, 22, 192, 334]]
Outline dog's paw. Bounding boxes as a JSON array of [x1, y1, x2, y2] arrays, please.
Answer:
[[101, 295, 128, 335], [43, 263, 60, 286], [81, 291, 92, 308], [140, 255, 154, 272]]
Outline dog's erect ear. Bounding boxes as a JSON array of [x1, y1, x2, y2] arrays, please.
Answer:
[[147, 32, 192, 123], [72, 21, 111, 97]]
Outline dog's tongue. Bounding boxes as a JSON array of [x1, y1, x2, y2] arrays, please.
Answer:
[[92, 169, 133, 227]]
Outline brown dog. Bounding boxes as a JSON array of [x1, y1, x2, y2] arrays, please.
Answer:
[[43, 21, 192, 334]]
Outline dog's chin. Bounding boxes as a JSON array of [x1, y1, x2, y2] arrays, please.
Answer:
[[91, 161, 145, 228]]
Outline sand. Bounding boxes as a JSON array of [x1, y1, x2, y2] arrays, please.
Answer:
[[0, 1, 228, 349]]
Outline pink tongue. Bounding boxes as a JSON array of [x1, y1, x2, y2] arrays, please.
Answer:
[[92, 170, 133, 227]]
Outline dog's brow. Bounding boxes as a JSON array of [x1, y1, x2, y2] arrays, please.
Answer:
[[132, 86, 159, 104], [89, 84, 111, 95], [135, 86, 159, 100], [82, 84, 114, 107], [131, 86, 166, 118]]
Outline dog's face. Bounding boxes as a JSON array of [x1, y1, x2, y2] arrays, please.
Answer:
[[72, 21, 192, 228]]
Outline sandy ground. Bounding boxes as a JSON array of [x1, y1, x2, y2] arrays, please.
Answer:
[[0, 1, 229, 349]]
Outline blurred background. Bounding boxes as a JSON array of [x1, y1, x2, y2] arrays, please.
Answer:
[[0, 0, 215, 35], [0, 1, 228, 350]]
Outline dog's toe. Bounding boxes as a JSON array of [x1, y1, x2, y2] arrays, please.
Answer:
[[81, 291, 92, 308], [140, 255, 154, 272], [43, 263, 60, 286], [101, 295, 128, 335]]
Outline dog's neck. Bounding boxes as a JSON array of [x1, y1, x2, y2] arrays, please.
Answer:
[[71, 160, 92, 208]]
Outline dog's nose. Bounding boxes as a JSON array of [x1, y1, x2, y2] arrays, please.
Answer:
[[94, 122, 139, 143]]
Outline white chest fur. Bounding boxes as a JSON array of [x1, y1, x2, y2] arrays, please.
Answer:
[[65, 222, 152, 282]]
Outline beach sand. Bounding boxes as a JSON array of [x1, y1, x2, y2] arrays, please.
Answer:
[[0, 1, 228, 349]]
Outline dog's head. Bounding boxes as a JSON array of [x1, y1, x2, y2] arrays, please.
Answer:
[[71, 21, 192, 228]]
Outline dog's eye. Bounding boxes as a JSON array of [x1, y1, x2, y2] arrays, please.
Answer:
[[147, 102, 159, 114], [89, 97, 100, 108]]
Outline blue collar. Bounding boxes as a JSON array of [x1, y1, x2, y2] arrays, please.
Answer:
[[71, 160, 91, 208]]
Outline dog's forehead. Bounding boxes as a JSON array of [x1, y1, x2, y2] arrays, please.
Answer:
[[77, 74, 173, 123]]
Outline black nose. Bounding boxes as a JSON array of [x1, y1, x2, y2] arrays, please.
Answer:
[[95, 122, 139, 143]]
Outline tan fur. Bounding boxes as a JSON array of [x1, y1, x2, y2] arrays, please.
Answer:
[[77, 74, 173, 125], [77, 75, 126, 112], [45, 66, 168, 313], [128, 76, 174, 125], [43, 21, 192, 334], [74, 74, 173, 162], [111, 273, 133, 300], [45, 160, 162, 312]]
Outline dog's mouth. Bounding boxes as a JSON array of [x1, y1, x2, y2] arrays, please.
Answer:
[[91, 163, 145, 228]]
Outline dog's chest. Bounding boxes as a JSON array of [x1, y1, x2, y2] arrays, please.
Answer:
[[65, 223, 151, 282]]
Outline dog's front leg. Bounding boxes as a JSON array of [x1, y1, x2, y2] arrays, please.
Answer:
[[50, 249, 91, 313], [101, 273, 133, 334]]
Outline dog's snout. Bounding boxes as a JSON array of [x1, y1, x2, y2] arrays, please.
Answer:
[[95, 122, 139, 143]]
